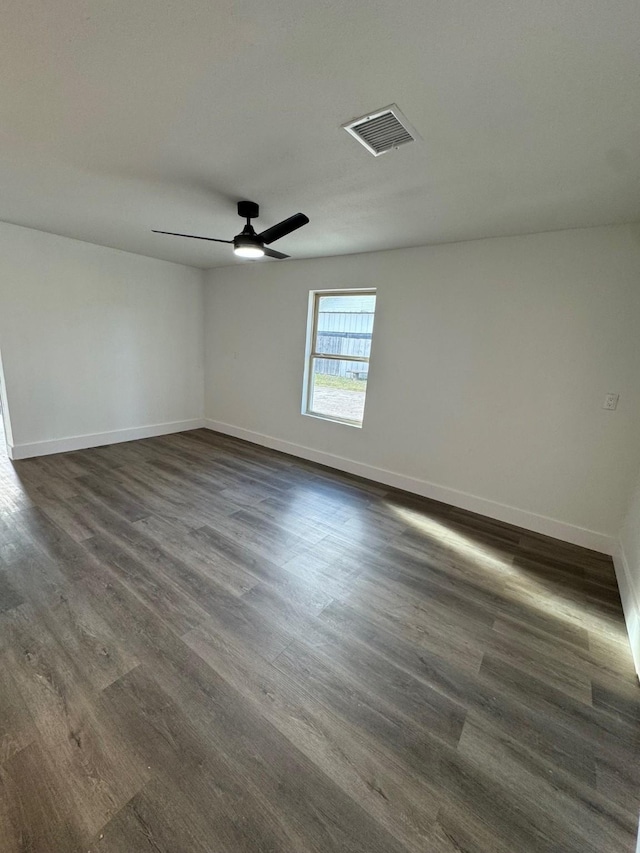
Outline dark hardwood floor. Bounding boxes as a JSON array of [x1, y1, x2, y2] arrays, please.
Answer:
[[0, 428, 638, 852]]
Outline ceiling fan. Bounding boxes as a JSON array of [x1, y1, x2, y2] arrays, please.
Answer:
[[153, 201, 309, 260]]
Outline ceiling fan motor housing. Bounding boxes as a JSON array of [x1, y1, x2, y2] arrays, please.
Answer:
[[234, 232, 264, 252]]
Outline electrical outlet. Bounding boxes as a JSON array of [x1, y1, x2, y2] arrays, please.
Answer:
[[603, 393, 619, 411]]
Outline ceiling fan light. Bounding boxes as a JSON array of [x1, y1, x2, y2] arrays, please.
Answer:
[[233, 234, 264, 259], [233, 244, 265, 258]]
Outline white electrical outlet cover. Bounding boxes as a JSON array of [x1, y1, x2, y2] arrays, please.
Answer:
[[603, 393, 619, 410]]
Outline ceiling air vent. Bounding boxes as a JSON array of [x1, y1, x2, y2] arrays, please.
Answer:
[[342, 104, 418, 156]]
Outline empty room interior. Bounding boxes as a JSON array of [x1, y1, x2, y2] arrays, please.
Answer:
[[1, 2, 640, 851]]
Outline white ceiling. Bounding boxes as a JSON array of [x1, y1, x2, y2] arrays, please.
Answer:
[[2, 0, 639, 269]]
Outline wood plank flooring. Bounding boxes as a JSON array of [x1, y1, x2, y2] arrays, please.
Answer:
[[0, 427, 638, 852]]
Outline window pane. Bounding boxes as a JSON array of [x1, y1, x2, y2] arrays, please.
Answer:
[[309, 357, 369, 424], [315, 294, 376, 358]]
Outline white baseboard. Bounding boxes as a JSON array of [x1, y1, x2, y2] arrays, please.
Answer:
[[10, 418, 206, 460], [612, 543, 640, 681], [203, 419, 615, 555]]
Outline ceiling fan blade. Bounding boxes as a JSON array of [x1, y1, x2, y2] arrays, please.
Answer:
[[258, 213, 309, 245], [263, 247, 290, 260], [152, 230, 232, 244]]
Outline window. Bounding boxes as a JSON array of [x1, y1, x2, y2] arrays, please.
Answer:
[[302, 289, 377, 427]]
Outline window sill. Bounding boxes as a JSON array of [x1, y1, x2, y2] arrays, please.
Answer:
[[302, 411, 363, 429]]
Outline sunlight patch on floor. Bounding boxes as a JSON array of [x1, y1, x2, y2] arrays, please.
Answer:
[[389, 503, 627, 647], [390, 505, 514, 576]]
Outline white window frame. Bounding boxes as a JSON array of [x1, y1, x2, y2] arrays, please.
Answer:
[[301, 288, 376, 428]]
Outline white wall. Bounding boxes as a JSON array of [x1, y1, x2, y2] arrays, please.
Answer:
[[0, 222, 205, 457], [616, 468, 640, 678], [204, 224, 640, 553]]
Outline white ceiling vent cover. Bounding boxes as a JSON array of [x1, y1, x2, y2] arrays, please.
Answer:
[[342, 104, 419, 156]]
